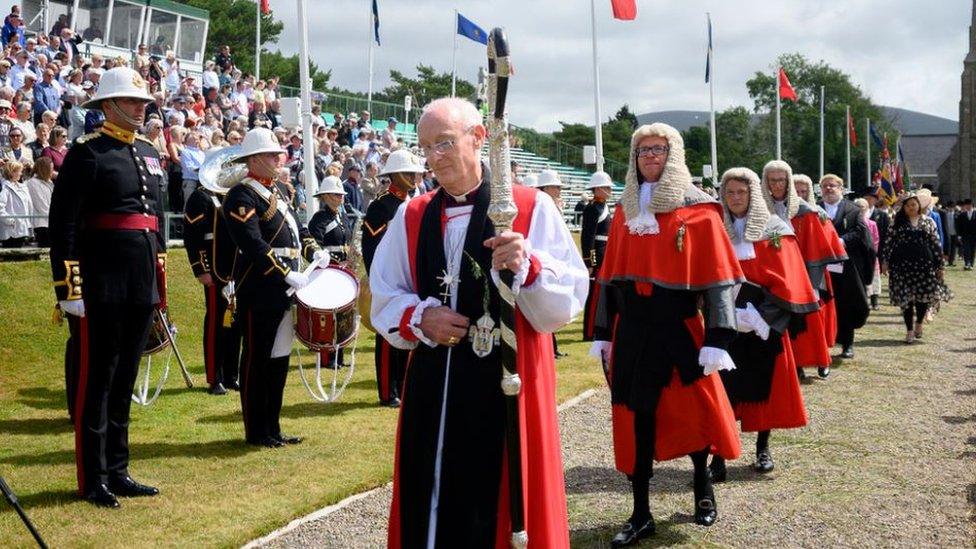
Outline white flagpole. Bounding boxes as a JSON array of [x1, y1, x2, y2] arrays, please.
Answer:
[[775, 67, 782, 160], [367, 1, 374, 112], [707, 13, 717, 181], [297, 0, 317, 217], [589, 0, 605, 172], [818, 85, 824, 182], [255, 0, 261, 80], [865, 117, 871, 189], [451, 10, 458, 97], [845, 105, 851, 190]]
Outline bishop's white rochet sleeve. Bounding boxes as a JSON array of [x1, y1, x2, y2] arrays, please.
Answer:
[[494, 191, 589, 334], [369, 202, 422, 350]]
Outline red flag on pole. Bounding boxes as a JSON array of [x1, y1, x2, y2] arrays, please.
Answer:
[[778, 67, 797, 102], [848, 111, 858, 148], [260, 0, 270, 15], [610, 0, 637, 20]]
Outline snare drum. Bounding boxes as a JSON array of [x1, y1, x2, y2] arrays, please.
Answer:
[[295, 265, 360, 351], [143, 309, 172, 355]]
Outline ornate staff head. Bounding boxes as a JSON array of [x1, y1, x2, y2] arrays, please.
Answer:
[[486, 28, 517, 239]]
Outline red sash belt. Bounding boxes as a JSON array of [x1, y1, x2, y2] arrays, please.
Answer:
[[87, 213, 159, 232]]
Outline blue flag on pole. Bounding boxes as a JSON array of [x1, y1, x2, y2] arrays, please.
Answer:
[[705, 14, 713, 83], [372, 0, 380, 46], [457, 13, 488, 45], [869, 122, 884, 149]]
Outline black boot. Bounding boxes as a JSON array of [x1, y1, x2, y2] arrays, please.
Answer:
[[612, 475, 655, 546], [691, 449, 717, 526], [754, 431, 774, 473]]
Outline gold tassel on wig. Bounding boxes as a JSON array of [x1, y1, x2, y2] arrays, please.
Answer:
[[675, 222, 687, 252]]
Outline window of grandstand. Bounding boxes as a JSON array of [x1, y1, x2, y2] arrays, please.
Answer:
[[145, 8, 176, 56], [107, 0, 144, 50], [20, 0, 75, 35], [177, 16, 205, 63], [75, 0, 111, 43]]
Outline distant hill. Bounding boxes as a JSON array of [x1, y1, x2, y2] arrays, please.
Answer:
[[637, 106, 957, 136]]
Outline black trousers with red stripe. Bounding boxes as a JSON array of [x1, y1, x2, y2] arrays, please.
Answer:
[[374, 335, 408, 403], [239, 307, 290, 442], [202, 284, 242, 387], [74, 302, 155, 495], [65, 315, 85, 421]]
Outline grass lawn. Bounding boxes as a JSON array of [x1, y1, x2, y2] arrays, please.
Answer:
[[0, 257, 604, 548]]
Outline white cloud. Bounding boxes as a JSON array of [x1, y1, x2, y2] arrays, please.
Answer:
[[263, 0, 969, 132]]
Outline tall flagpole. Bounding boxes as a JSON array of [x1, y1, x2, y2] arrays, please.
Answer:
[[707, 13, 717, 181], [451, 10, 459, 97], [865, 117, 872, 189], [775, 67, 782, 160], [367, 1, 374, 112], [589, 0, 605, 172], [255, 0, 261, 80], [818, 85, 824, 182], [845, 105, 851, 190], [297, 0, 317, 217]]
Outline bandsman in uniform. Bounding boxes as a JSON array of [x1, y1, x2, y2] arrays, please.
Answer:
[[183, 159, 242, 395], [580, 170, 613, 341], [308, 175, 350, 369], [221, 127, 324, 448], [49, 67, 165, 508], [361, 149, 425, 407]]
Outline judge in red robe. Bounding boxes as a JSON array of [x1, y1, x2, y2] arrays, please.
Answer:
[[763, 164, 847, 380], [590, 123, 744, 546], [370, 98, 588, 549], [710, 167, 819, 480]]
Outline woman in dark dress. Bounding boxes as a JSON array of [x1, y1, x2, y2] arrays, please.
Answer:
[[882, 193, 952, 343]]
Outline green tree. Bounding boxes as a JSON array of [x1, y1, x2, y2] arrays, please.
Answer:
[[377, 65, 476, 108], [745, 53, 892, 190], [183, 0, 330, 89]]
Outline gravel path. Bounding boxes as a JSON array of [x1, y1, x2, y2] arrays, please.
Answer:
[[255, 277, 976, 548]]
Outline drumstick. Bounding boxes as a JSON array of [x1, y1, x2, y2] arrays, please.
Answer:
[[286, 255, 327, 297]]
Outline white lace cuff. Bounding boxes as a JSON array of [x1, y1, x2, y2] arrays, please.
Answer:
[[410, 297, 443, 348], [699, 346, 736, 376], [589, 340, 612, 361], [490, 240, 533, 296]]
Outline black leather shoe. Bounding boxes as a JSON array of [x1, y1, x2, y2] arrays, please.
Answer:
[[817, 366, 830, 379], [708, 459, 727, 483], [694, 494, 717, 526], [224, 380, 241, 391], [275, 433, 303, 445], [840, 346, 855, 359], [247, 436, 284, 448], [610, 516, 655, 547], [382, 398, 401, 408], [754, 449, 775, 473], [84, 484, 120, 508], [108, 476, 159, 497], [554, 351, 568, 359], [208, 383, 227, 395]]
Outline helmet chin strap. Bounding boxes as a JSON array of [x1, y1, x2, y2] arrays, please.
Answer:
[[104, 99, 143, 128]]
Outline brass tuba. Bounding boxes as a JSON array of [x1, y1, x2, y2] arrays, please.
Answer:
[[199, 145, 247, 195]]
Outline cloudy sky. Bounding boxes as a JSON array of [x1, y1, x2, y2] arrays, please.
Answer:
[[265, 0, 970, 131]]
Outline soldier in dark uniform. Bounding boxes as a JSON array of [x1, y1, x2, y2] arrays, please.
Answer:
[[183, 171, 241, 395], [361, 150, 424, 407], [222, 127, 323, 448], [48, 67, 165, 508], [580, 171, 613, 342], [308, 175, 350, 369]]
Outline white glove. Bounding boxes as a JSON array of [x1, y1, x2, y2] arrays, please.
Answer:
[[589, 340, 612, 384], [59, 299, 86, 318], [285, 270, 309, 290], [312, 249, 331, 266], [735, 302, 770, 340], [699, 346, 735, 376]]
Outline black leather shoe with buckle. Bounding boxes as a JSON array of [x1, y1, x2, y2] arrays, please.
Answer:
[[841, 346, 855, 359], [108, 476, 159, 497], [694, 495, 717, 526], [754, 449, 775, 473], [818, 366, 830, 379], [84, 483, 121, 508], [610, 516, 655, 547]]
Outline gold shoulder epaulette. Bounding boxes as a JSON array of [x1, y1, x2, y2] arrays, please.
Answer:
[[75, 132, 101, 144]]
